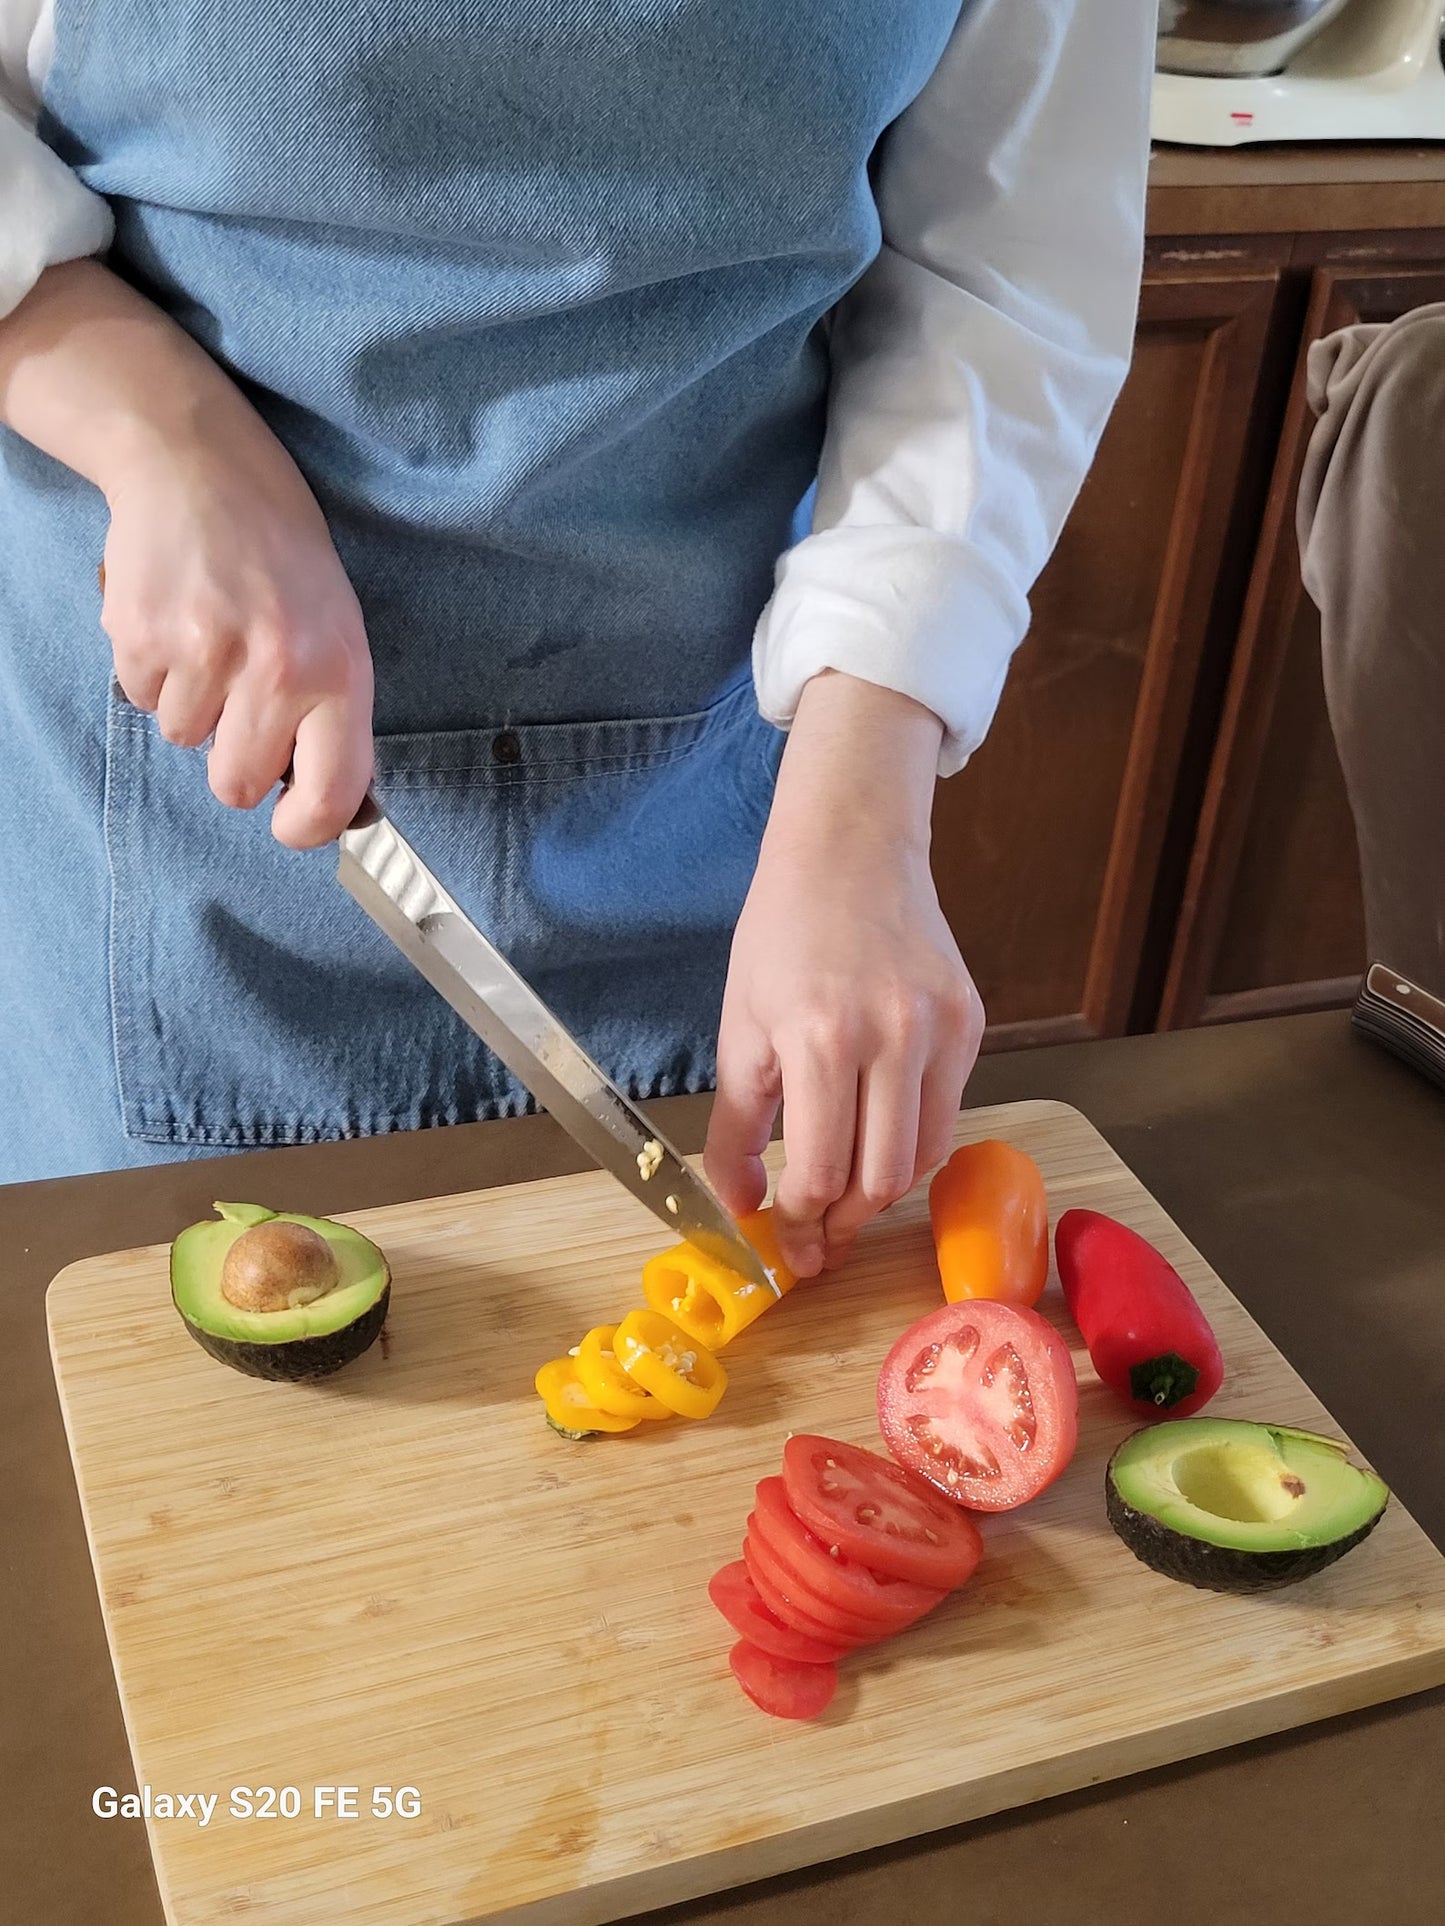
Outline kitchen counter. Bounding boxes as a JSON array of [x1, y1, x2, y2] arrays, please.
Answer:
[[4, 1010, 1443, 1926], [1148, 139, 1445, 233]]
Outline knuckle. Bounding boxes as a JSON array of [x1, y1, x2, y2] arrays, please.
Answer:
[[936, 975, 984, 1041], [789, 1161, 852, 1212], [919, 1129, 954, 1175], [176, 611, 233, 676], [863, 1164, 915, 1208], [209, 766, 263, 811], [246, 627, 301, 697], [107, 619, 156, 673], [790, 1008, 855, 1062], [881, 984, 936, 1043]]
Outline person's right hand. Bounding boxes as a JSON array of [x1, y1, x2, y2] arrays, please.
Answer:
[[101, 424, 374, 849], [0, 258, 373, 849]]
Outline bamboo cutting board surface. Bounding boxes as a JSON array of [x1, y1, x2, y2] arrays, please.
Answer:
[[48, 1100, 1445, 1926]]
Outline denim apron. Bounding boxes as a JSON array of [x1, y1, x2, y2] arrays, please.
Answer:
[[0, 0, 961, 1181]]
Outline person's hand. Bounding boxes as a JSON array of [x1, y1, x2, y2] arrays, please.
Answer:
[[705, 672, 984, 1278], [101, 428, 373, 848], [0, 259, 372, 848]]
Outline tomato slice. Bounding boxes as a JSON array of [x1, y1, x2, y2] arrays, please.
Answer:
[[753, 1477, 955, 1628], [781, 1435, 985, 1588], [876, 1300, 1079, 1512], [748, 1515, 925, 1642], [742, 1533, 879, 1647], [729, 1640, 838, 1721], [706, 1562, 852, 1665]]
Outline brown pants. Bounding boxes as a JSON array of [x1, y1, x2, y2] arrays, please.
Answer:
[[1299, 302, 1445, 1085]]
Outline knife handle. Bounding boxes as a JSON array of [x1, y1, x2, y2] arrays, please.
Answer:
[[279, 760, 381, 835]]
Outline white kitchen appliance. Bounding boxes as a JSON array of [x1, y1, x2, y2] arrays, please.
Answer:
[[1153, 0, 1445, 146]]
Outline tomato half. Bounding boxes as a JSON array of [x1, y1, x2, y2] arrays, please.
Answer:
[[706, 1562, 852, 1665], [753, 1477, 954, 1628], [729, 1640, 838, 1720], [877, 1300, 1079, 1512], [781, 1435, 985, 1589], [742, 1534, 879, 1646]]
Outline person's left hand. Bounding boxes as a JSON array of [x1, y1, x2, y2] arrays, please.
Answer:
[[704, 672, 984, 1279]]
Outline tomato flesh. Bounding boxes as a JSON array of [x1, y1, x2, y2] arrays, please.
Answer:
[[729, 1640, 838, 1720], [742, 1532, 879, 1647], [782, 1435, 985, 1588], [706, 1562, 852, 1665], [877, 1300, 1079, 1512], [753, 1477, 953, 1628]]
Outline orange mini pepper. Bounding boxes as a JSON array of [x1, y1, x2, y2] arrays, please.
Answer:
[[575, 1325, 673, 1421], [641, 1207, 796, 1352], [534, 1356, 642, 1435], [928, 1139, 1049, 1308], [613, 1308, 727, 1420]]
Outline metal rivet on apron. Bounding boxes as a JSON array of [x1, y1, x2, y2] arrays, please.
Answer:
[[491, 730, 522, 766]]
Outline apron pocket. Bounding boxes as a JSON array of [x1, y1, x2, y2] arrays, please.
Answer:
[[104, 675, 779, 1147]]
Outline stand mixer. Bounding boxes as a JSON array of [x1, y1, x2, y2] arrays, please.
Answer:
[[1153, 0, 1445, 145]]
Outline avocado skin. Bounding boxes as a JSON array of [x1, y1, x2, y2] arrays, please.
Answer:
[[1105, 1475, 1387, 1595], [180, 1285, 390, 1382]]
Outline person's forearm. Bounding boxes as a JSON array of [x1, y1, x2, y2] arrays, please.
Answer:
[[764, 670, 944, 858], [0, 258, 257, 497]]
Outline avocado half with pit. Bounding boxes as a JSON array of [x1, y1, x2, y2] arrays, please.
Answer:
[[171, 1203, 390, 1382], [1106, 1418, 1388, 1595]]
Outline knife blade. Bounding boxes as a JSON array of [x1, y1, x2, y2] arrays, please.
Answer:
[[335, 794, 780, 1298]]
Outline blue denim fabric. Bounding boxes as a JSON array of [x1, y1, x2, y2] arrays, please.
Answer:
[[0, 0, 961, 1181]]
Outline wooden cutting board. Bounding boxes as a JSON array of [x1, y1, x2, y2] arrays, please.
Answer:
[[48, 1100, 1445, 1926]]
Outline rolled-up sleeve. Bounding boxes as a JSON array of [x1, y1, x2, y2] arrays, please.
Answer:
[[753, 0, 1155, 776], [1, 0, 113, 322]]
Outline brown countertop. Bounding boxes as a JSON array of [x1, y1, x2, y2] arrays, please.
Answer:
[[1148, 140, 1445, 235], [5, 1010, 1443, 1926]]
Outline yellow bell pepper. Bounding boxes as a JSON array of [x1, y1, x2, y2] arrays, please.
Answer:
[[574, 1324, 673, 1421], [641, 1207, 797, 1352], [534, 1356, 641, 1436], [612, 1308, 727, 1419]]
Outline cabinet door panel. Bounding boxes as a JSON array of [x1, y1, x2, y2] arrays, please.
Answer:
[[1159, 265, 1445, 1031], [930, 271, 1280, 1049]]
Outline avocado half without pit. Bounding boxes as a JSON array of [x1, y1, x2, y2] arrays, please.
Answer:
[[171, 1203, 390, 1382], [1106, 1418, 1389, 1594]]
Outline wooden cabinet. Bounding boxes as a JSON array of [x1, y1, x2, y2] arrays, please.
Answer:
[[928, 148, 1445, 1050], [932, 267, 1280, 1048]]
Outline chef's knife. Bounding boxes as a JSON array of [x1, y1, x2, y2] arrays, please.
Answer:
[[334, 793, 780, 1298]]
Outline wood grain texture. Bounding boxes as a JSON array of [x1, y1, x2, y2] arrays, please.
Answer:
[[47, 1101, 1445, 1926], [932, 271, 1278, 1044], [1148, 143, 1445, 238]]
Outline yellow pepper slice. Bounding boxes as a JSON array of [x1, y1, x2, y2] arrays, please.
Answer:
[[575, 1325, 673, 1421], [612, 1308, 727, 1419], [534, 1356, 641, 1435], [641, 1208, 797, 1352]]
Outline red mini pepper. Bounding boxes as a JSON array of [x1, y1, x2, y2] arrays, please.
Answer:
[[1055, 1209, 1224, 1419]]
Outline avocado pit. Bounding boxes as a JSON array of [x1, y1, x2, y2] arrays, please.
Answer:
[[171, 1203, 391, 1381], [220, 1220, 341, 1314]]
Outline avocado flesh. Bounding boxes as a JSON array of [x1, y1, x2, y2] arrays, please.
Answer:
[[1107, 1418, 1388, 1594], [171, 1205, 390, 1381]]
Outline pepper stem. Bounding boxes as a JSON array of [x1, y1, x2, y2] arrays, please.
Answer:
[[1129, 1352, 1201, 1409]]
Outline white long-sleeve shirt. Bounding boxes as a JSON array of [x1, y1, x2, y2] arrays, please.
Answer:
[[0, 0, 1154, 775]]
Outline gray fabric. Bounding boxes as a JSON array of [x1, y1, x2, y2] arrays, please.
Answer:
[[1299, 304, 1445, 1066]]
